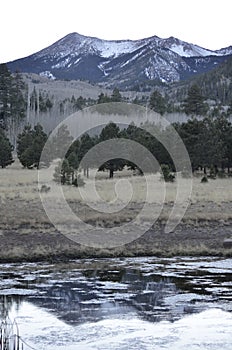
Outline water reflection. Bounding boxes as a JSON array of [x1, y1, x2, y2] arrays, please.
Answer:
[[25, 270, 178, 324], [0, 295, 22, 318], [0, 257, 232, 326]]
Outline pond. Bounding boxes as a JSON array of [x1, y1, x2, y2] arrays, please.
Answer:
[[0, 256, 232, 349]]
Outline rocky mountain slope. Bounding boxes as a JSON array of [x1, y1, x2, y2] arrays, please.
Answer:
[[169, 55, 232, 105], [7, 32, 232, 89]]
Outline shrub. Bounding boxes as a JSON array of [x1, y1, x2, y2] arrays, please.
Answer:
[[53, 159, 74, 185], [40, 184, 51, 193], [160, 164, 175, 182], [208, 166, 216, 179], [217, 170, 226, 178], [72, 174, 85, 187], [201, 175, 208, 183]]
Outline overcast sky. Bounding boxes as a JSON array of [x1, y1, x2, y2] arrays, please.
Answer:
[[1, 0, 231, 63]]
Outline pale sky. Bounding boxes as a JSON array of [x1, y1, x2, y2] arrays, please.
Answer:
[[1, 0, 231, 63]]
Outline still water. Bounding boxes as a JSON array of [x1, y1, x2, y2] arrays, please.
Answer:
[[0, 256, 232, 349]]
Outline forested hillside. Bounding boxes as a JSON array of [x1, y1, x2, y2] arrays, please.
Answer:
[[1, 55, 232, 158], [169, 56, 232, 107]]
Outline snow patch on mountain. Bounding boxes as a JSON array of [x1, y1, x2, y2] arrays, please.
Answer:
[[74, 57, 82, 65], [34, 32, 232, 65], [94, 40, 145, 58], [8, 32, 232, 89], [97, 63, 109, 76], [39, 71, 56, 80], [52, 57, 71, 69], [38, 33, 147, 60], [120, 49, 147, 68], [160, 37, 217, 57], [168, 43, 215, 57], [215, 46, 232, 56]]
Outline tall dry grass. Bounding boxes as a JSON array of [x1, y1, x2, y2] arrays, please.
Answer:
[[1, 159, 232, 206]]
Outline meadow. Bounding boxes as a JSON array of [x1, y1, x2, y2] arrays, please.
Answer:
[[0, 159, 232, 261]]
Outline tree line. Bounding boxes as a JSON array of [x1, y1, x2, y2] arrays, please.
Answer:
[[2, 62, 230, 137], [1, 116, 232, 187]]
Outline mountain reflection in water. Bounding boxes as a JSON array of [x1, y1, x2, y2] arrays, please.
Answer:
[[0, 257, 232, 326]]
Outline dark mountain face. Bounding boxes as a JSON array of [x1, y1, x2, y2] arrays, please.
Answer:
[[7, 32, 232, 89], [181, 55, 232, 80]]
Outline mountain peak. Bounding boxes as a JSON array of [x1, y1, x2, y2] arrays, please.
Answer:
[[7, 32, 232, 89]]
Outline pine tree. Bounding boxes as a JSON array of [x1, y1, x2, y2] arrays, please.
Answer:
[[0, 64, 12, 129], [149, 90, 166, 115], [0, 128, 14, 168], [47, 124, 73, 161], [111, 88, 122, 102], [98, 122, 125, 178], [97, 93, 111, 104], [78, 133, 96, 177], [53, 159, 74, 185], [53, 159, 85, 186], [0, 65, 26, 130], [183, 84, 208, 116], [99, 122, 120, 141], [17, 124, 47, 168], [66, 139, 80, 169], [32, 124, 48, 168], [11, 71, 27, 121]]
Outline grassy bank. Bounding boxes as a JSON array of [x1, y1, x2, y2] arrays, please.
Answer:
[[0, 160, 232, 262]]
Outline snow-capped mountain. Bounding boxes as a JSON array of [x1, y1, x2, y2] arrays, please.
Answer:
[[158, 36, 217, 57], [215, 45, 232, 56], [7, 32, 232, 89]]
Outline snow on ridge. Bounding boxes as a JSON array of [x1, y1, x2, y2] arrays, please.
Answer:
[[169, 43, 216, 57], [157, 36, 221, 58], [39, 71, 56, 80], [36, 33, 151, 60], [36, 32, 231, 61], [215, 46, 232, 56], [92, 38, 147, 58], [81, 35, 224, 59]]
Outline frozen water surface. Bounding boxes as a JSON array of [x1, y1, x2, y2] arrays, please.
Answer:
[[8, 303, 232, 350], [0, 256, 231, 349]]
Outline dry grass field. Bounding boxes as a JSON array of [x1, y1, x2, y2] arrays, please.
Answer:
[[2, 159, 232, 203], [0, 159, 232, 261]]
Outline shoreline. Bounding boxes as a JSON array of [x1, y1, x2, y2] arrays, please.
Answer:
[[1, 217, 232, 263]]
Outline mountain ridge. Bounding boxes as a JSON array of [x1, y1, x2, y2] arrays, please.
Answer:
[[7, 32, 232, 89]]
